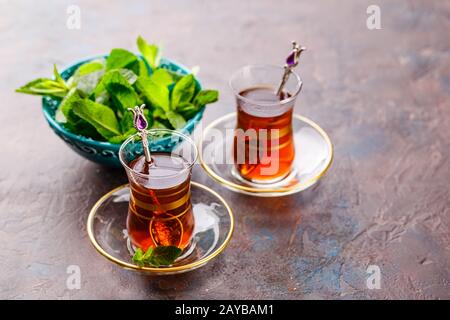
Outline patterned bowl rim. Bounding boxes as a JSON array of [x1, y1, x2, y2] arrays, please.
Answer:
[[41, 55, 204, 152]]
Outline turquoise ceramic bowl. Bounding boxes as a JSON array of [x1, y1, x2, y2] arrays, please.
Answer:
[[42, 56, 204, 168]]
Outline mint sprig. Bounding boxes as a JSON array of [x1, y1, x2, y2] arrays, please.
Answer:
[[16, 65, 69, 100], [132, 246, 182, 267]]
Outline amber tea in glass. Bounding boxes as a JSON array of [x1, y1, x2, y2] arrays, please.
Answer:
[[119, 129, 198, 252], [230, 65, 302, 184]]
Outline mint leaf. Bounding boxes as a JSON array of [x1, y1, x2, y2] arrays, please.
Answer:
[[93, 69, 138, 105], [193, 89, 219, 106], [69, 60, 105, 94], [108, 128, 136, 144], [16, 78, 68, 99], [58, 88, 82, 123], [174, 90, 218, 120], [117, 69, 138, 85], [75, 70, 105, 97], [135, 77, 170, 111], [137, 36, 160, 69], [171, 74, 195, 109], [176, 102, 199, 119], [72, 99, 121, 139], [151, 246, 182, 265], [152, 120, 168, 129], [150, 68, 173, 87], [73, 59, 105, 78], [93, 87, 109, 105], [72, 120, 105, 140], [119, 110, 136, 133], [53, 65, 67, 88], [166, 110, 186, 129], [102, 70, 139, 114], [142, 247, 154, 260], [106, 49, 139, 73], [153, 107, 167, 120], [141, 246, 157, 266], [132, 248, 145, 266], [132, 246, 181, 267], [138, 58, 149, 78], [56, 88, 104, 139], [167, 70, 185, 83]]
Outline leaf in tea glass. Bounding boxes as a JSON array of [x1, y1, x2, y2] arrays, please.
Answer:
[[137, 36, 160, 70], [72, 99, 121, 139]]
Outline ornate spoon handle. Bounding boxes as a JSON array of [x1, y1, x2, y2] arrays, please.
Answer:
[[276, 41, 306, 97], [128, 104, 152, 164]]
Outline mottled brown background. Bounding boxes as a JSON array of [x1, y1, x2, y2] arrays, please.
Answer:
[[1, 0, 449, 299]]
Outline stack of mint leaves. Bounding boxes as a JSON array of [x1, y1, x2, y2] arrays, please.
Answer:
[[16, 36, 218, 143]]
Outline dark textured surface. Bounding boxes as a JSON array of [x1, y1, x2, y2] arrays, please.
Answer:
[[1, 0, 449, 299]]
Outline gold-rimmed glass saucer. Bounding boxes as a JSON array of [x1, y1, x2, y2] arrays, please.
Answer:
[[199, 113, 333, 197], [87, 182, 234, 275]]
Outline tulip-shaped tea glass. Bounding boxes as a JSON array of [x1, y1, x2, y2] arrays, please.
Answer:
[[119, 129, 198, 253], [230, 65, 302, 184]]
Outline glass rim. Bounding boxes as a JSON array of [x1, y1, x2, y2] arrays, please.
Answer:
[[229, 64, 303, 107], [118, 128, 198, 179]]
